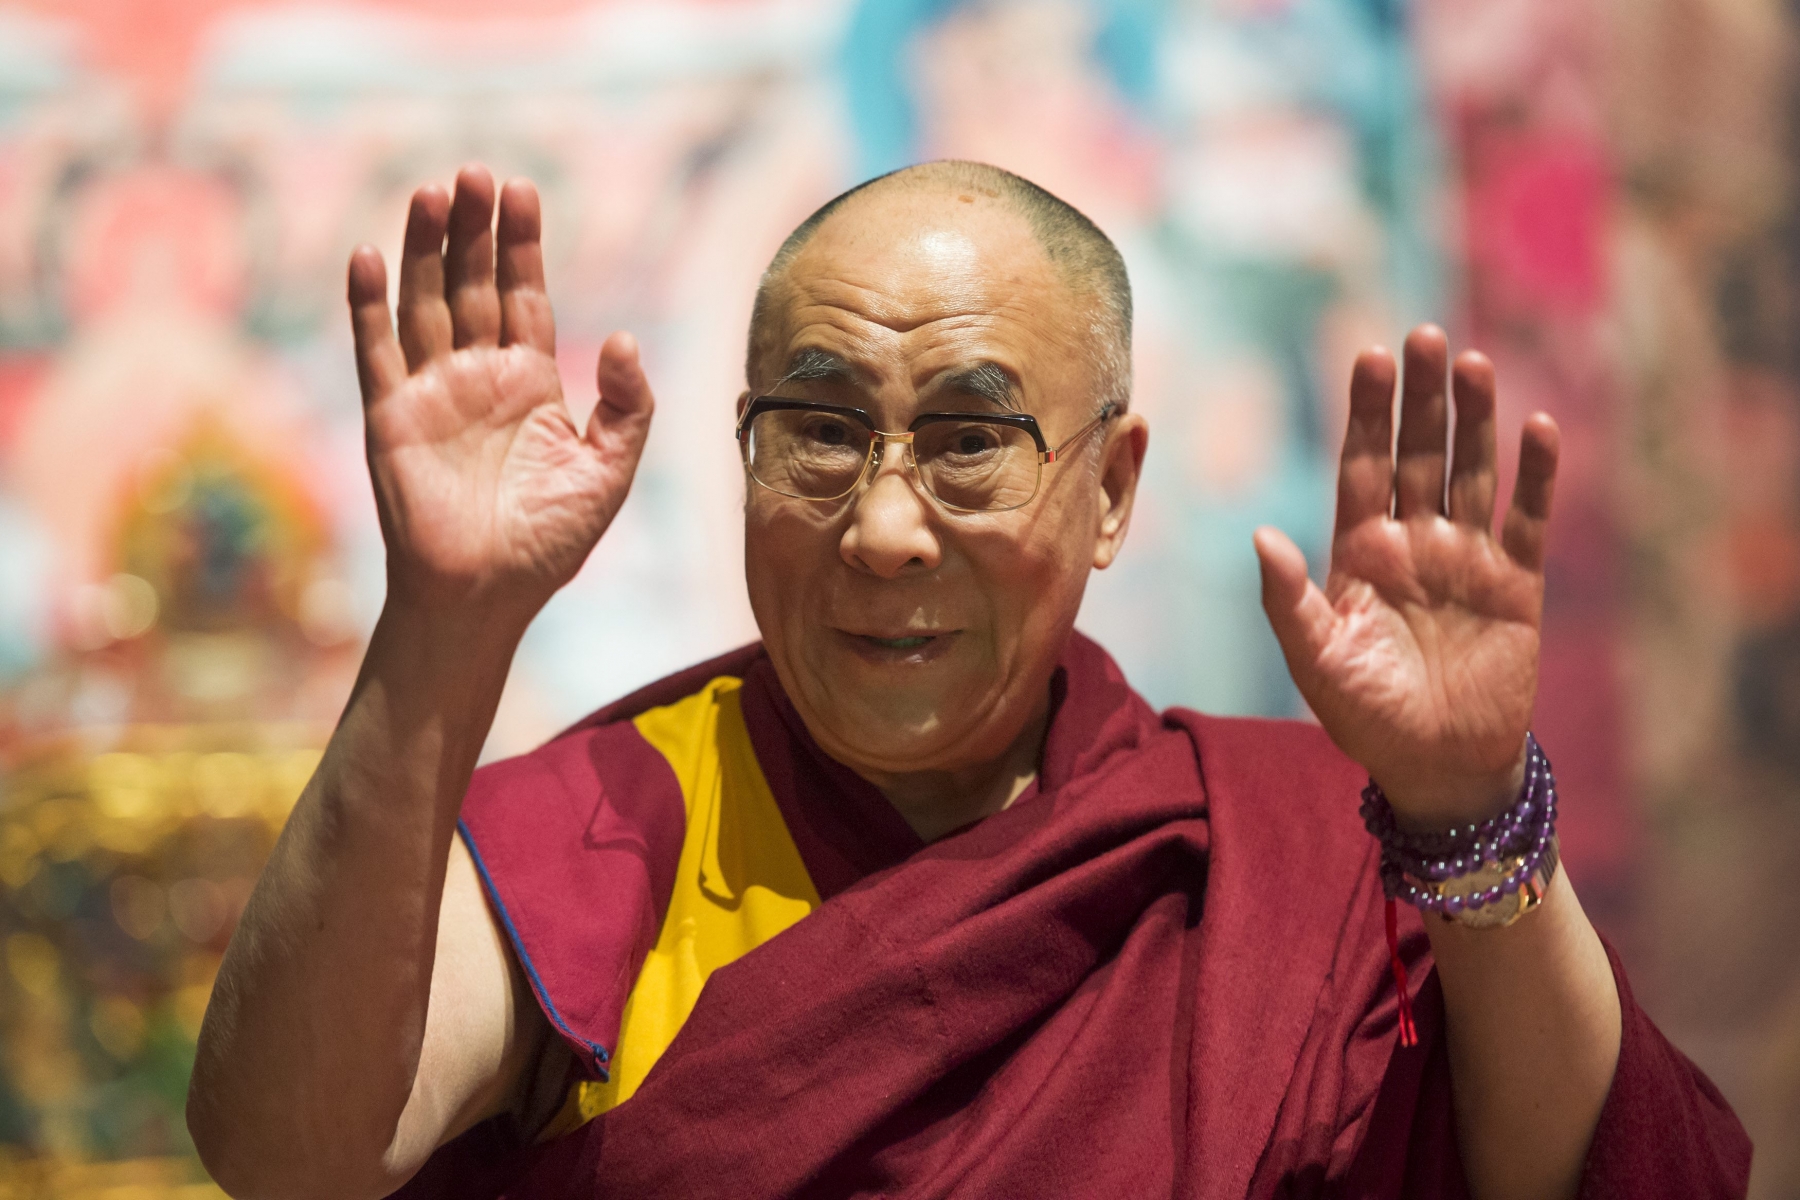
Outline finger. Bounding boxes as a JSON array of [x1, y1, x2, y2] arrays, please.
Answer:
[[1253, 526, 1337, 678], [397, 184, 453, 370], [444, 164, 501, 349], [1394, 324, 1450, 519], [496, 178, 554, 355], [1500, 413, 1560, 571], [1334, 346, 1398, 535], [587, 331, 656, 458], [347, 246, 405, 404], [1447, 350, 1499, 531]]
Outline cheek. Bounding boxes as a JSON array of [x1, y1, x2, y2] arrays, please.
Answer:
[[744, 497, 837, 617], [1020, 479, 1098, 581], [956, 518, 1087, 638], [995, 490, 1100, 637]]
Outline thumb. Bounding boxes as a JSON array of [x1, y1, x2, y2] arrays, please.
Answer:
[[1253, 526, 1335, 675], [587, 331, 655, 457]]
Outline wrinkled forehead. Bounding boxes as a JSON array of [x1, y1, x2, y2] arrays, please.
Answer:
[[753, 193, 1094, 412]]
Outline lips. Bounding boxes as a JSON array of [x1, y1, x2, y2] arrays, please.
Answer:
[[834, 628, 961, 664]]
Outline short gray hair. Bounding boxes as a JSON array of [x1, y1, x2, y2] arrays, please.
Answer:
[[746, 160, 1133, 411]]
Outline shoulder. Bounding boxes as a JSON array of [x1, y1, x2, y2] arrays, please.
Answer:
[[1165, 709, 1360, 781], [1163, 709, 1368, 834], [465, 643, 766, 816], [551, 642, 766, 737], [455, 648, 766, 1078], [458, 647, 768, 936]]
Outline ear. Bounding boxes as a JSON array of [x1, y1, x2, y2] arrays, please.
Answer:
[[1093, 412, 1148, 570]]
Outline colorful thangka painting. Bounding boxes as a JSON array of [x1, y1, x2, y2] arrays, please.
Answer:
[[16, 0, 1774, 1190]]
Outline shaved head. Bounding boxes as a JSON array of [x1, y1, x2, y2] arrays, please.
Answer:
[[748, 161, 1132, 410], [736, 156, 1151, 812]]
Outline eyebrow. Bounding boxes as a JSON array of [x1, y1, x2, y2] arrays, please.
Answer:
[[772, 349, 1020, 411], [775, 347, 856, 389], [936, 362, 1020, 411]]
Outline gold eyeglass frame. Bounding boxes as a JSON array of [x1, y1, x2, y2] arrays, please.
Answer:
[[736, 397, 1117, 514]]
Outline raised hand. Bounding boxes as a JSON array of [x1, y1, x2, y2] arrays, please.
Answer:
[[348, 165, 653, 630], [1254, 325, 1559, 829]]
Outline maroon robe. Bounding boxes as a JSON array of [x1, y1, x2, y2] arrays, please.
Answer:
[[404, 634, 1750, 1199]]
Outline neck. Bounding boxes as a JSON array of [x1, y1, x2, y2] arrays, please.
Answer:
[[858, 696, 1052, 843]]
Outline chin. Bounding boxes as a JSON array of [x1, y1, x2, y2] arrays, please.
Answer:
[[804, 667, 1014, 775], [813, 700, 982, 774], [831, 672, 951, 735]]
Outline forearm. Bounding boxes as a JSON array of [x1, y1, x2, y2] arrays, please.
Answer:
[[188, 601, 524, 1196], [1426, 864, 1621, 1200]]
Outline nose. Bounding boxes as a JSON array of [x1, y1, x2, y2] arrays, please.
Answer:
[[840, 443, 942, 578]]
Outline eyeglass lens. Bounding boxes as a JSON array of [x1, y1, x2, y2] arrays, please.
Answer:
[[744, 409, 1042, 512]]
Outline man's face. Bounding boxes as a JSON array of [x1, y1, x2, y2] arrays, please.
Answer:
[[743, 188, 1146, 782]]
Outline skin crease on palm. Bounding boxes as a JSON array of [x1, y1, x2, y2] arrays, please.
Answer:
[[742, 188, 1149, 840], [1255, 338, 1561, 830]]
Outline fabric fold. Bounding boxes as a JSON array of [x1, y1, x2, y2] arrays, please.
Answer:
[[403, 633, 1750, 1200]]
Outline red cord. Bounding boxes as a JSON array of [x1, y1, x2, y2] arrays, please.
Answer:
[[1385, 898, 1418, 1047]]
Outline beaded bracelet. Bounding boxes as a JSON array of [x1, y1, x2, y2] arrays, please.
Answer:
[[1361, 733, 1561, 1047], [1360, 732, 1558, 915]]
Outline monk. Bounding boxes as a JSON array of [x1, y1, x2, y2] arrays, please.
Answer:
[[186, 160, 1751, 1199]]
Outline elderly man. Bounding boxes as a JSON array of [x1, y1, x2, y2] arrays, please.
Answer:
[[188, 161, 1748, 1199]]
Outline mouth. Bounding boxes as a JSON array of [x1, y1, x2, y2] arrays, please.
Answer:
[[835, 628, 961, 665], [864, 635, 932, 649]]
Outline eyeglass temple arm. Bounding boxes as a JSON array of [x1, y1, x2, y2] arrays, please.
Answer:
[[1042, 402, 1117, 463]]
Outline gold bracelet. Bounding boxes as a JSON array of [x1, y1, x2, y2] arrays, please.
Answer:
[[1432, 836, 1560, 930]]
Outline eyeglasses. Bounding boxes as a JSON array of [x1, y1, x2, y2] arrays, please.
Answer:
[[736, 398, 1117, 513]]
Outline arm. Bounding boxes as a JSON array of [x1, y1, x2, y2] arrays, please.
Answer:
[[187, 166, 653, 1199], [1256, 326, 1618, 1200], [1426, 854, 1620, 1197], [189, 610, 538, 1199]]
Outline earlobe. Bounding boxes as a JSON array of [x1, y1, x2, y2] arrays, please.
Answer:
[[1092, 415, 1148, 571], [1093, 508, 1126, 569]]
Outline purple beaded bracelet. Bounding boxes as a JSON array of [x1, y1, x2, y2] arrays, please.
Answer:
[[1359, 733, 1558, 916]]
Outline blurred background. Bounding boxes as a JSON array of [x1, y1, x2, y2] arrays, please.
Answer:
[[0, 0, 1795, 1194]]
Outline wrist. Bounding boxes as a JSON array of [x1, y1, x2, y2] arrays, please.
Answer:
[[380, 564, 546, 641], [373, 591, 532, 664], [319, 601, 523, 818], [355, 599, 526, 738], [1376, 742, 1529, 833], [1363, 733, 1559, 923]]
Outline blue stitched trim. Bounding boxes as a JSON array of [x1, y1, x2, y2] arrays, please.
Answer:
[[457, 818, 613, 1078]]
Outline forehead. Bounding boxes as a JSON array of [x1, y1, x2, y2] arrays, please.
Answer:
[[760, 191, 1088, 397]]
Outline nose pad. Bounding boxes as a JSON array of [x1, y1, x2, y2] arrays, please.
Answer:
[[841, 438, 941, 576], [869, 436, 907, 476], [859, 439, 928, 511], [856, 438, 919, 495]]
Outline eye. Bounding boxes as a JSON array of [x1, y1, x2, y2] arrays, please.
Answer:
[[803, 416, 852, 446], [943, 425, 1002, 457]]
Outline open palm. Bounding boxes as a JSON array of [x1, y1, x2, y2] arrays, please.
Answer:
[[1255, 327, 1560, 828], [347, 166, 653, 626]]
